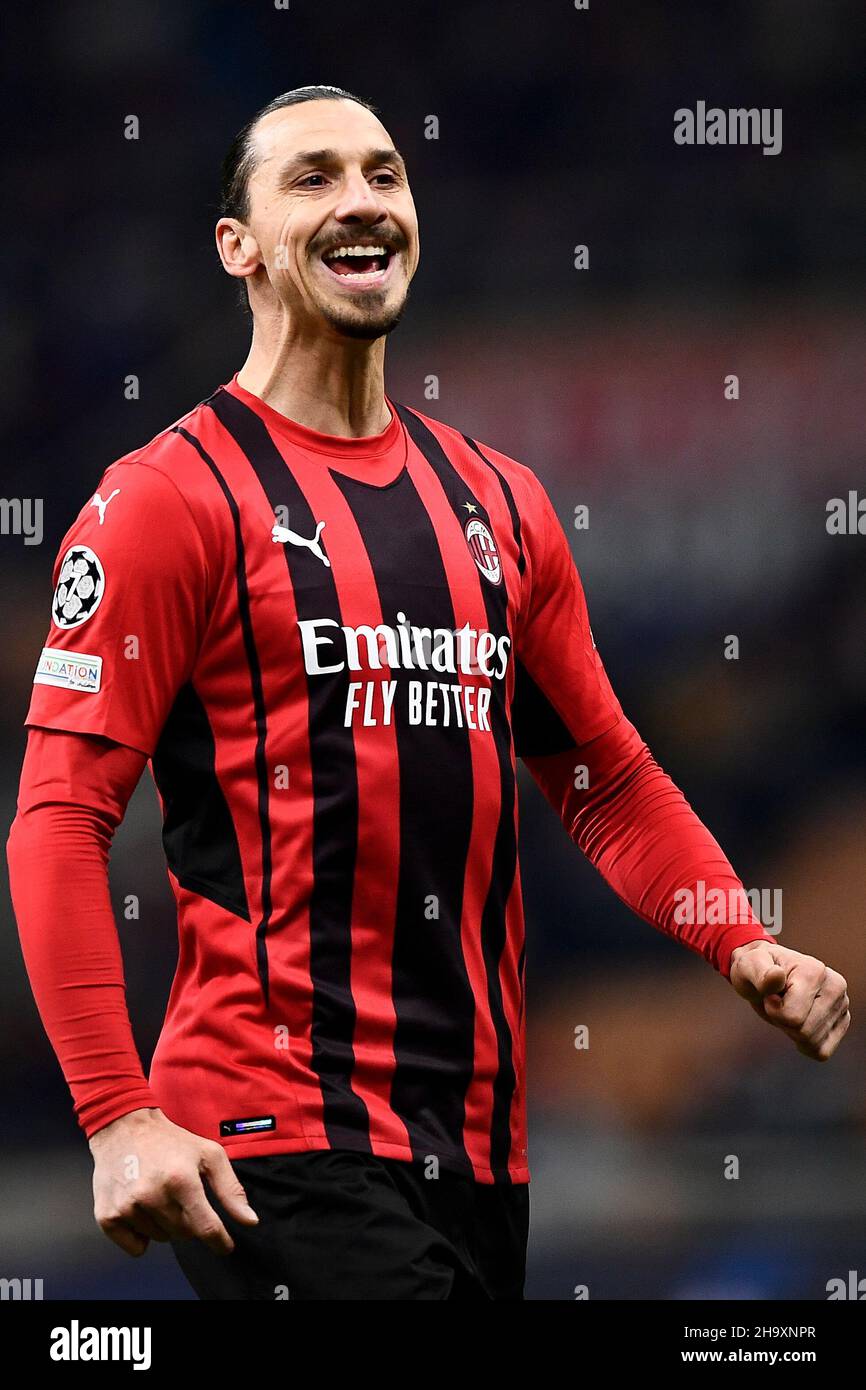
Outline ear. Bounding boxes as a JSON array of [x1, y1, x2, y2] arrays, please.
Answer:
[[215, 217, 260, 283]]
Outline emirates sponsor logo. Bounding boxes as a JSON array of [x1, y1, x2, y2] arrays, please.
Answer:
[[296, 611, 511, 731], [297, 611, 510, 680]]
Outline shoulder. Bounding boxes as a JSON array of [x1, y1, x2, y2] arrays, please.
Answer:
[[55, 395, 232, 582], [75, 394, 233, 542], [104, 395, 221, 503], [396, 402, 552, 517]]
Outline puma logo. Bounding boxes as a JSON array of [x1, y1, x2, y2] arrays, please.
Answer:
[[90, 489, 120, 525], [271, 519, 330, 567]]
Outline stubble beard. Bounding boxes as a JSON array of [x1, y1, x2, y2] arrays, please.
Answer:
[[317, 284, 410, 341]]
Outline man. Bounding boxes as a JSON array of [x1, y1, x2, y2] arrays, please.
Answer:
[[7, 86, 850, 1302]]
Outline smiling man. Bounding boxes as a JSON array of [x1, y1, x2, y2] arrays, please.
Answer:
[[7, 86, 850, 1302]]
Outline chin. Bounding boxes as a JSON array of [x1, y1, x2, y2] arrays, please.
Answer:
[[320, 292, 409, 341], [331, 315, 405, 341]]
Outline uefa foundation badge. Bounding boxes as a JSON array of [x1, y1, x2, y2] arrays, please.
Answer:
[[52, 545, 105, 629]]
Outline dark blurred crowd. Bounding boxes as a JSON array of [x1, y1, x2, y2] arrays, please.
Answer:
[[1, 0, 863, 1298]]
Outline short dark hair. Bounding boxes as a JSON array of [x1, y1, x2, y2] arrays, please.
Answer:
[[220, 85, 379, 223]]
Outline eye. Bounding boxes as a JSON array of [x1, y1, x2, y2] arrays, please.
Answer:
[[371, 170, 399, 186], [297, 173, 328, 188]]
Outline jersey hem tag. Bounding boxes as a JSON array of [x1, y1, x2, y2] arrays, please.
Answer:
[[219, 1115, 277, 1137]]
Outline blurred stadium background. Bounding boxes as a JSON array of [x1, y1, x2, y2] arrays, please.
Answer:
[[1, 0, 864, 1300]]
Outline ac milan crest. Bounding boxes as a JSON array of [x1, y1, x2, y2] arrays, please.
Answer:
[[464, 517, 502, 585]]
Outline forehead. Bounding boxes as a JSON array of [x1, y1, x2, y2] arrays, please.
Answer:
[[250, 99, 395, 174]]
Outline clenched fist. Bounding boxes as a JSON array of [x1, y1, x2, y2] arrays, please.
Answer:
[[729, 940, 850, 1061]]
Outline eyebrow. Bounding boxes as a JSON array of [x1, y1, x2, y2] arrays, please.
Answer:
[[275, 146, 407, 187]]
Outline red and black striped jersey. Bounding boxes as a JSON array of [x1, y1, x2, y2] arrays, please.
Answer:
[[25, 375, 623, 1184]]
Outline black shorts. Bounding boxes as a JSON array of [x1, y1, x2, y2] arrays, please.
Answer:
[[170, 1149, 529, 1301]]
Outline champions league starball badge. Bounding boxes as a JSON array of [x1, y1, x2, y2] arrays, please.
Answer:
[[51, 545, 105, 629]]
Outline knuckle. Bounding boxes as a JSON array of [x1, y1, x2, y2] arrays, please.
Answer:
[[163, 1167, 192, 1191], [196, 1220, 223, 1242]]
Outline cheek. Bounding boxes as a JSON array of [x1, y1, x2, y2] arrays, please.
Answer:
[[278, 218, 320, 282], [405, 220, 420, 273], [270, 236, 307, 283], [269, 208, 300, 259]]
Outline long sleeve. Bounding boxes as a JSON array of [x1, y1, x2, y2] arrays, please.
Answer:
[[7, 726, 156, 1136], [511, 473, 773, 976], [9, 448, 213, 1138], [523, 717, 775, 976]]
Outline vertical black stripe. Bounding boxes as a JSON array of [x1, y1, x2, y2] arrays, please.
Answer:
[[151, 682, 250, 922], [512, 659, 577, 756], [517, 941, 526, 1029], [396, 405, 521, 1180], [173, 425, 273, 1002], [332, 468, 478, 1176], [205, 390, 371, 1150], [461, 433, 526, 577]]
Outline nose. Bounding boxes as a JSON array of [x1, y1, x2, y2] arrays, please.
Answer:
[[333, 167, 388, 225]]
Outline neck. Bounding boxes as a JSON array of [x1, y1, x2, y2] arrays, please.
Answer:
[[236, 307, 391, 438]]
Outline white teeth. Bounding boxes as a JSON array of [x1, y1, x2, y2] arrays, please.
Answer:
[[325, 244, 387, 259]]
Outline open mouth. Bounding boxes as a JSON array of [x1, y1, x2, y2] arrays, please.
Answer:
[[320, 242, 394, 285]]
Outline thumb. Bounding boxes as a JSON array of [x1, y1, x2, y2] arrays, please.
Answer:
[[730, 944, 788, 1003], [201, 1147, 259, 1226]]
